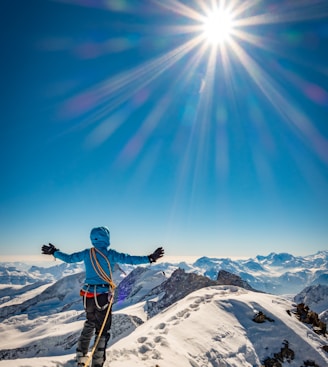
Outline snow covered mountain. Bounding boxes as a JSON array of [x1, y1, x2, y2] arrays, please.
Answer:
[[0, 251, 327, 366], [190, 251, 328, 294], [1, 282, 328, 366], [1, 250, 327, 294], [0, 262, 83, 285]]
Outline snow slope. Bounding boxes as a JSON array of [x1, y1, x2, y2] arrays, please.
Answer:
[[0, 286, 328, 366], [106, 286, 328, 367]]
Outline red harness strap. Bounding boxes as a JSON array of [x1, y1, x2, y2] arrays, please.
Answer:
[[80, 289, 100, 298]]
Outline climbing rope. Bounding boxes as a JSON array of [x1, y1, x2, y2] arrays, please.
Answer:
[[89, 247, 116, 289], [83, 248, 116, 367]]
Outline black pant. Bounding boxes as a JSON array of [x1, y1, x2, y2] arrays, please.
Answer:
[[77, 293, 112, 366], [85, 293, 112, 335]]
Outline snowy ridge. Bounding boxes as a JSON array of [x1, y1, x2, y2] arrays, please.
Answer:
[[0, 272, 86, 321], [143, 268, 221, 318], [113, 267, 167, 311], [106, 286, 328, 367]]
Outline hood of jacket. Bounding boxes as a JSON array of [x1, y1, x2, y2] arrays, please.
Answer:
[[90, 226, 110, 250]]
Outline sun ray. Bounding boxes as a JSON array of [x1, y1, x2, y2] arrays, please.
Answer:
[[53, 0, 328, 209], [229, 36, 328, 164], [232, 28, 277, 50], [151, 0, 203, 22], [88, 34, 204, 119], [62, 32, 205, 139], [235, 1, 328, 27], [228, 0, 262, 19]]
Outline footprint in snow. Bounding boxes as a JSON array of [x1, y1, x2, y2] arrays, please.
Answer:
[[154, 335, 169, 347], [155, 322, 166, 330], [137, 341, 161, 360], [190, 302, 200, 311], [176, 308, 191, 318]]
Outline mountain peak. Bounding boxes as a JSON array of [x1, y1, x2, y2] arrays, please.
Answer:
[[217, 269, 258, 292]]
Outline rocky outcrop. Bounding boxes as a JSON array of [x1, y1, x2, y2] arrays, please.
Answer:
[[144, 268, 218, 317], [142, 268, 260, 318], [253, 311, 274, 323], [295, 303, 326, 335], [262, 340, 294, 367], [217, 269, 259, 292]]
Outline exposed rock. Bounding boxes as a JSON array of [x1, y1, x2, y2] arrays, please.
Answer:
[[144, 268, 218, 317], [262, 340, 294, 367], [302, 360, 320, 367], [262, 357, 282, 367], [295, 303, 327, 335], [253, 311, 274, 323], [322, 345, 328, 353], [274, 340, 294, 363], [217, 269, 258, 291]]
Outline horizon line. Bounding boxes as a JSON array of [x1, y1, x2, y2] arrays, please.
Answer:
[[0, 251, 326, 264]]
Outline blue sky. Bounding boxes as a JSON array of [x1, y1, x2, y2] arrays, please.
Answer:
[[1, 0, 328, 260]]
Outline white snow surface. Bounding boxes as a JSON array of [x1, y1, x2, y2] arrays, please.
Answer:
[[0, 252, 327, 366], [106, 286, 328, 367], [0, 286, 328, 366]]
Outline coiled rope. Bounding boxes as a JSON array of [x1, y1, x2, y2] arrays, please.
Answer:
[[84, 247, 116, 367]]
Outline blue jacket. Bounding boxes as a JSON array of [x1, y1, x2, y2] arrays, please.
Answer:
[[53, 227, 150, 293]]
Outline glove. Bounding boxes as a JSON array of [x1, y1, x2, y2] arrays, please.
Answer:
[[148, 247, 164, 263], [41, 243, 59, 256]]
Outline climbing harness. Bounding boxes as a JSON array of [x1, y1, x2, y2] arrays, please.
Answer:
[[81, 284, 112, 311], [83, 247, 116, 367]]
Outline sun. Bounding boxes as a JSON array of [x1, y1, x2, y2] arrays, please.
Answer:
[[202, 8, 234, 45]]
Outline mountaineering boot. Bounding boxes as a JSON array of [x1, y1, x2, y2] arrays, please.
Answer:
[[76, 351, 88, 366], [91, 335, 108, 367], [76, 327, 93, 366]]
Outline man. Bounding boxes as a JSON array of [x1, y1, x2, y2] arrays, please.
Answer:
[[42, 226, 164, 367]]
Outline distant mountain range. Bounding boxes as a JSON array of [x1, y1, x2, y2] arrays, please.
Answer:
[[1, 250, 327, 294]]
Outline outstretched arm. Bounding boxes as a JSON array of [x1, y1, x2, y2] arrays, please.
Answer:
[[108, 246, 164, 265], [41, 243, 86, 263]]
